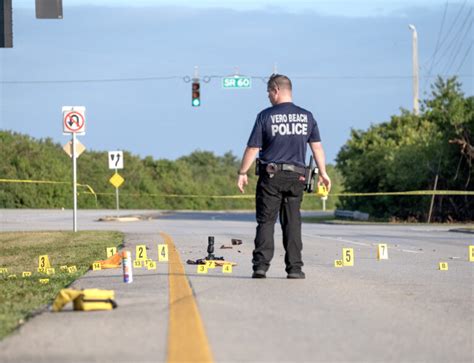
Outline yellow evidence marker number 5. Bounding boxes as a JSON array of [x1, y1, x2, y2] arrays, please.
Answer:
[[342, 248, 354, 267]]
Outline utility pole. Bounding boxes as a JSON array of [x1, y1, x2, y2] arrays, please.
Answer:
[[409, 24, 419, 115]]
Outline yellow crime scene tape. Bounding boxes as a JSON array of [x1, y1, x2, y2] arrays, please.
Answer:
[[1, 178, 472, 200], [0, 178, 98, 205]]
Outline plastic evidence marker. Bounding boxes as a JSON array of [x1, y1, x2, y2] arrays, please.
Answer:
[[92, 262, 101, 271], [39, 278, 50, 284], [22, 271, 32, 278], [205, 260, 216, 269], [60, 265, 68, 272], [46, 268, 55, 275], [439, 262, 448, 271], [8, 274, 17, 279], [377, 244, 388, 260], [147, 261, 157, 270], [342, 248, 354, 266], [0, 268, 8, 274], [68, 266, 77, 273], [38, 255, 51, 270], [469, 246, 474, 262], [222, 264, 232, 273], [197, 265, 208, 274], [334, 260, 343, 268], [106, 247, 117, 258], [158, 244, 169, 262], [133, 260, 143, 268], [136, 245, 148, 261]]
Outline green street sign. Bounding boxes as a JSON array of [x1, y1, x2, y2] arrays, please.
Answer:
[[222, 76, 252, 89]]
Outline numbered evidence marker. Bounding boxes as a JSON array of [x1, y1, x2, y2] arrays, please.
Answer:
[[60, 265, 69, 272], [222, 264, 233, 274], [46, 268, 55, 275], [68, 266, 78, 273], [0, 268, 8, 274], [39, 278, 50, 284], [205, 260, 216, 269], [342, 248, 354, 267], [197, 264, 208, 274], [136, 245, 148, 261], [38, 255, 51, 271], [469, 246, 474, 262], [439, 262, 449, 271], [133, 260, 143, 268], [22, 271, 32, 278], [92, 262, 102, 271], [377, 243, 389, 260], [147, 261, 157, 270], [334, 260, 343, 268], [158, 244, 169, 262], [106, 247, 117, 258]]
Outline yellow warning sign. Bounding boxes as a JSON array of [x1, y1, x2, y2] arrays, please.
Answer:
[[62, 139, 86, 158], [109, 173, 124, 188]]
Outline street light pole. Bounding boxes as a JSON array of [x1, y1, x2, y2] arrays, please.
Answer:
[[409, 24, 419, 115]]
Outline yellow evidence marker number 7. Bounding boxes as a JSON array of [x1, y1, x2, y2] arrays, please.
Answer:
[[377, 243, 388, 260], [469, 246, 474, 262]]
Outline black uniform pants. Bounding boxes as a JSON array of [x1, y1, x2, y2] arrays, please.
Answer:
[[252, 170, 305, 273]]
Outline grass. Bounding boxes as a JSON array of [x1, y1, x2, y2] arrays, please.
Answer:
[[0, 231, 123, 340]]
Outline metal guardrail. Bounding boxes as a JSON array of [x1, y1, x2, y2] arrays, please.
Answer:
[[334, 210, 370, 221]]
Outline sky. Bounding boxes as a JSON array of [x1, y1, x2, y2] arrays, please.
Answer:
[[1, 0, 472, 164]]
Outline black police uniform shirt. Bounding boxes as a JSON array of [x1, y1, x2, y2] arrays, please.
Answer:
[[247, 102, 321, 168]]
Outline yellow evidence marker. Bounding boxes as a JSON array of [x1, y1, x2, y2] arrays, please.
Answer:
[[8, 274, 17, 279], [39, 278, 50, 284], [439, 262, 448, 271], [68, 266, 78, 273], [334, 260, 343, 268], [60, 265, 69, 272], [147, 261, 157, 270], [377, 243, 388, 260], [38, 255, 51, 270], [222, 264, 233, 274], [342, 248, 354, 267], [0, 268, 8, 274], [158, 244, 169, 262], [205, 260, 216, 269], [46, 268, 55, 275], [106, 247, 117, 258], [469, 246, 474, 262], [197, 265, 208, 274], [22, 271, 32, 278], [92, 262, 102, 271], [133, 260, 143, 268], [136, 245, 148, 261]]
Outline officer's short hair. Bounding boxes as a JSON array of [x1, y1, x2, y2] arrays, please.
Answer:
[[267, 74, 292, 92]]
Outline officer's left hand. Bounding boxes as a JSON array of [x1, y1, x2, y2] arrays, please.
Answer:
[[237, 174, 248, 193]]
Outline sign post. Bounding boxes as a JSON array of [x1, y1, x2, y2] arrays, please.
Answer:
[[62, 106, 86, 232], [108, 151, 124, 213]]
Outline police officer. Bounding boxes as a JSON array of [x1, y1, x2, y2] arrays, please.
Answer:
[[237, 74, 331, 279]]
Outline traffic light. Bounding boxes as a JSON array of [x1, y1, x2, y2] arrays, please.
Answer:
[[192, 80, 201, 107], [1, 0, 13, 48], [35, 0, 63, 19]]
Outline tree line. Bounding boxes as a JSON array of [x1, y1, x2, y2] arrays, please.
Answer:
[[1, 77, 471, 221]]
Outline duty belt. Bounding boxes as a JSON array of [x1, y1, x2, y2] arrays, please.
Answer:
[[261, 163, 306, 175]]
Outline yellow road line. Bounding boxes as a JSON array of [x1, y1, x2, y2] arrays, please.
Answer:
[[161, 232, 214, 363]]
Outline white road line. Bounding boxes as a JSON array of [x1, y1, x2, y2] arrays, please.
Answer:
[[303, 233, 424, 254]]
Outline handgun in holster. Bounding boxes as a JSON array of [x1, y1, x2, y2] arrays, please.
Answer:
[[304, 156, 318, 193]]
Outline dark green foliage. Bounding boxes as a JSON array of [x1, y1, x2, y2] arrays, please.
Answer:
[[0, 132, 339, 210], [336, 77, 473, 221]]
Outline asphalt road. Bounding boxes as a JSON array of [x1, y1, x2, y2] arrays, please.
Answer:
[[0, 209, 473, 363]]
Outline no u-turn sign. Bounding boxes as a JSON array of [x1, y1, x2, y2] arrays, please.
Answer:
[[62, 106, 86, 134]]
